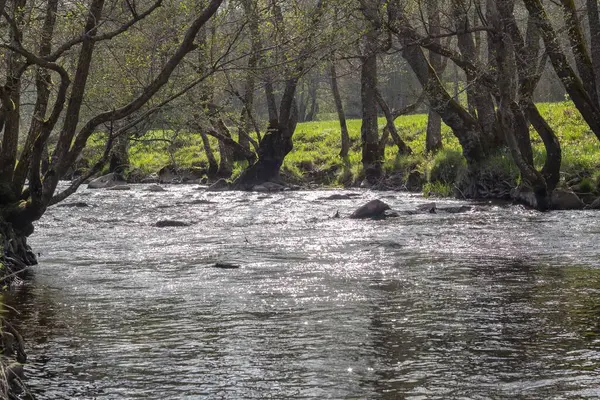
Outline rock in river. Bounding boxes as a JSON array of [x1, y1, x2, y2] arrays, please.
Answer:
[[145, 185, 166, 192], [350, 199, 391, 219], [88, 172, 126, 189], [154, 220, 191, 227], [108, 185, 131, 191], [211, 262, 240, 269], [551, 188, 584, 210], [57, 202, 89, 208]]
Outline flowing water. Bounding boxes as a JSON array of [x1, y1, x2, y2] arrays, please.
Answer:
[[6, 184, 600, 399]]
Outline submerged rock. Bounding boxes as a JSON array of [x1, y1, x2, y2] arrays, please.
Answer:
[[588, 197, 600, 209], [154, 220, 190, 227], [252, 182, 285, 192], [438, 205, 472, 214], [417, 202, 437, 213], [108, 185, 131, 191], [188, 199, 215, 205], [551, 188, 584, 210], [350, 199, 391, 219], [207, 178, 230, 192], [211, 262, 240, 269], [319, 193, 361, 200], [145, 185, 166, 192], [88, 172, 126, 189], [57, 202, 89, 208]]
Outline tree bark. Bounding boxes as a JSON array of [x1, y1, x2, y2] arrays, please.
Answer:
[[560, 0, 598, 105], [426, 0, 444, 153], [201, 132, 218, 178], [523, 0, 600, 140], [588, 0, 600, 103], [360, 30, 382, 184], [330, 62, 350, 159], [489, 0, 549, 209]]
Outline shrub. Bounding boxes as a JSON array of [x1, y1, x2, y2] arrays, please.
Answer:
[[428, 149, 466, 184]]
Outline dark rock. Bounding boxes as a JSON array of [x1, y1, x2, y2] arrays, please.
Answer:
[[551, 188, 584, 210], [417, 202, 437, 213], [438, 205, 472, 214], [333, 210, 340, 218], [319, 193, 361, 200], [158, 165, 205, 184], [154, 220, 191, 227], [188, 199, 215, 205], [145, 185, 166, 192], [126, 168, 147, 183], [511, 186, 539, 209], [211, 262, 240, 269], [108, 185, 131, 191], [405, 171, 425, 192], [140, 175, 159, 184], [207, 178, 230, 192], [252, 182, 284, 192], [88, 172, 126, 189], [383, 210, 400, 218], [588, 197, 600, 209], [350, 199, 391, 219], [57, 202, 89, 208], [386, 172, 405, 187]]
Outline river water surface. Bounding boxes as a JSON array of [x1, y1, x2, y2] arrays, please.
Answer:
[[7, 184, 600, 399]]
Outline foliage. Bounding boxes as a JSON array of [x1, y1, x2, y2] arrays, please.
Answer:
[[428, 149, 466, 184]]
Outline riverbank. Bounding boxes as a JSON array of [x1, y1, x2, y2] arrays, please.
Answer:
[[76, 101, 600, 208]]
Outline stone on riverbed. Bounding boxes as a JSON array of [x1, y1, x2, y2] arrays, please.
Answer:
[[108, 185, 131, 191], [57, 202, 89, 208], [211, 262, 240, 269], [88, 172, 126, 189], [551, 188, 584, 210], [145, 185, 166, 192], [319, 193, 361, 200], [154, 220, 191, 227], [207, 178, 230, 192], [252, 182, 285, 192], [350, 199, 391, 219]]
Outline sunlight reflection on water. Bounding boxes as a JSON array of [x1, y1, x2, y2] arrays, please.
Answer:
[[9, 184, 600, 399]]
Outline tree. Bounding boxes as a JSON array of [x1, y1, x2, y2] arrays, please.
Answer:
[[0, 0, 225, 273]]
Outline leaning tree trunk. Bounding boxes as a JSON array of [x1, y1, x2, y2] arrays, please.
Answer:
[[360, 24, 383, 185], [588, 0, 600, 103], [108, 133, 130, 174], [490, 0, 549, 210], [330, 62, 350, 160], [200, 132, 218, 178], [425, 0, 444, 154]]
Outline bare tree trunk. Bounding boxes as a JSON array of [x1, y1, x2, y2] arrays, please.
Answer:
[[560, 0, 598, 105], [329, 62, 350, 159], [360, 29, 382, 185], [305, 75, 319, 121], [201, 132, 218, 178], [375, 89, 411, 156], [109, 134, 130, 174], [489, 0, 549, 209], [426, 0, 444, 153], [588, 0, 600, 102], [456, 0, 498, 145], [523, 0, 600, 140]]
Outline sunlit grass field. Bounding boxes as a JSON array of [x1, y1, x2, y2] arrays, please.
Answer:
[[84, 101, 600, 188]]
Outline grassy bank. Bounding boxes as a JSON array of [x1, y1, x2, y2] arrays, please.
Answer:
[[84, 101, 600, 194]]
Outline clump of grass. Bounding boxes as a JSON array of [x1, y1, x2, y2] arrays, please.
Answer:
[[423, 181, 454, 197], [428, 149, 466, 184]]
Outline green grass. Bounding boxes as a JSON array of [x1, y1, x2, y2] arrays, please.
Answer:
[[81, 101, 600, 191]]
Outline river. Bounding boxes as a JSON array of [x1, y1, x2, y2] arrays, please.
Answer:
[[6, 184, 600, 399]]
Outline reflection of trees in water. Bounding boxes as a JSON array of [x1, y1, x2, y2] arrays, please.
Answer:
[[363, 258, 600, 398]]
